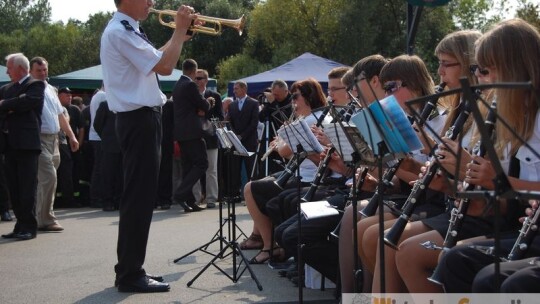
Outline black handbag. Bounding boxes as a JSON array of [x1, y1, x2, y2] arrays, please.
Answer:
[[201, 117, 215, 137]]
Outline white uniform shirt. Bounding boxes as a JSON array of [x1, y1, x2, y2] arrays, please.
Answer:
[[89, 90, 107, 141], [40, 83, 63, 135], [100, 12, 166, 112], [515, 111, 540, 181]]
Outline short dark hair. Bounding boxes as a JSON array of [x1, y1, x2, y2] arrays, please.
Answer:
[[352, 54, 388, 81], [328, 66, 350, 80], [30, 56, 48, 68], [114, 0, 121, 8], [182, 59, 197, 73]]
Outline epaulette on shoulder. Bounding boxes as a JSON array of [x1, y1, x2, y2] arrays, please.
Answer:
[[120, 20, 134, 31]]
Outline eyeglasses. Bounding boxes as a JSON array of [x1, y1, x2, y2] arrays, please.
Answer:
[[328, 86, 346, 93], [291, 93, 301, 100], [469, 64, 489, 76], [195, 77, 207, 81], [438, 61, 461, 68], [383, 81, 406, 94]]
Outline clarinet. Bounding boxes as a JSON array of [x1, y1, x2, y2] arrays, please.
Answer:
[[360, 83, 446, 217], [427, 100, 497, 285], [507, 205, 540, 261], [301, 147, 336, 202], [329, 167, 370, 240], [273, 110, 329, 190], [384, 97, 471, 250]]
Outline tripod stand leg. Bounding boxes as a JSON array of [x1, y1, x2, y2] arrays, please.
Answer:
[[174, 237, 226, 263]]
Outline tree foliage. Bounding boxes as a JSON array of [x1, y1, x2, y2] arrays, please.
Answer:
[[0, 0, 537, 94]]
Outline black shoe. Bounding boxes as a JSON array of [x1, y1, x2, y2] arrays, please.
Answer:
[[103, 205, 116, 212], [3, 231, 36, 240], [1, 211, 13, 221], [177, 201, 193, 213], [278, 264, 298, 277], [160, 204, 171, 210], [1, 231, 18, 239], [118, 276, 170, 293], [114, 274, 164, 287], [186, 201, 204, 212], [15, 232, 36, 240], [290, 275, 305, 287]]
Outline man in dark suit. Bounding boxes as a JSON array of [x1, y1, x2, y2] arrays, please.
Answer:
[[0, 53, 45, 240], [193, 68, 223, 208], [172, 59, 210, 212], [229, 81, 260, 193]]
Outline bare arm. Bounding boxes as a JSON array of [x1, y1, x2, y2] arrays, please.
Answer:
[[153, 6, 196, 75], [58, 114, 79, 152]]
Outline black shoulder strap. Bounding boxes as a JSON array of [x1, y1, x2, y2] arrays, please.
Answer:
[[120, 20, 152, 45]]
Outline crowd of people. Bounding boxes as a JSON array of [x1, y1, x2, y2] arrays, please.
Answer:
[[0, 0, 539, 297]]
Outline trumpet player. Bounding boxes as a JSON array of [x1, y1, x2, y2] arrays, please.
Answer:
[[100, 0, 198, 293]]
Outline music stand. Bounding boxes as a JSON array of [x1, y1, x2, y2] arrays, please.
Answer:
[[175, 124, 263, 290]]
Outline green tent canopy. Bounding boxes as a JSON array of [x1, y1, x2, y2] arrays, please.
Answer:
[[48, 65, 217, 93], [0, 65, 9, 86]]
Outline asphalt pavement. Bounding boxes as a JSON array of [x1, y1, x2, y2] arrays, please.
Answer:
[[0, 203, 337, 303]]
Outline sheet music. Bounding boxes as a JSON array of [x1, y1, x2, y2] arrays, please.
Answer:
[[351, 95, 423, 155], [301, 200, 339, 219], [277, 118, 324, 154], [216, 128, 233, 149], [323, 123, 374, 164], [225, 130, 252, 156]]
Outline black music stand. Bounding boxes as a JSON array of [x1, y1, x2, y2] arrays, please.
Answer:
[[175, 125, 263, 290]]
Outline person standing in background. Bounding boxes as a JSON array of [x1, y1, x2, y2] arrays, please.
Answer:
[[229, 81, 259, 193], [172, 59, 209, 213], [193, 68, 223, 208], [0, 53, 45, 240], [29, 56, 79, 232]]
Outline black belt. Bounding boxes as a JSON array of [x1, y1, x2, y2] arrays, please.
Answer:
[[142, 106, 162, 113], [119, 106, 162, 115]]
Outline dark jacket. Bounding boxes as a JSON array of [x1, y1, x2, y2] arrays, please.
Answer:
[[0, 77, 45, 151], [228, 96, 259, 152], [173, 75, 210, 142], [93, 101, 120, 153]]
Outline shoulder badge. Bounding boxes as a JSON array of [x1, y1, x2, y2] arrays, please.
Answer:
[[120, 20, 134, 31]]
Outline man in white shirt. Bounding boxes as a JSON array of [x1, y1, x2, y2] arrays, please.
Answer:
[[29, 57, 79, 233], [100, 0, 196, 293]]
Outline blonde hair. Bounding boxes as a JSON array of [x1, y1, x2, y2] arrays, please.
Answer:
[[436, 30, 482, 137], [476, 19, 540, 156]]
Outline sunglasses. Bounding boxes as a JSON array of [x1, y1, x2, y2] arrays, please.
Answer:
[[383, 81, 406, 94], [469, 64, 489, 76], [291, 92, 301, 100], [195, 77, 207, 81]]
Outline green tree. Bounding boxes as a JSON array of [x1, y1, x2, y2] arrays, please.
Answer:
[[0, 0, 51, 34], [516, 0, 540, 30]]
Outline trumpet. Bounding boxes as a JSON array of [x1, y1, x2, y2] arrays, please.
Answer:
[[149, 8, 246, 36]]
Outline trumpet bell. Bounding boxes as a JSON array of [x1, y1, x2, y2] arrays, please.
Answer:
[[149, 8, 246, 36]]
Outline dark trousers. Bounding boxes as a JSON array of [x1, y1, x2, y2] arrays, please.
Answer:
[[440, 236, 540, 292], [90, 140, 103, 207], [474, 256, 540, 292], [101, 151, 123, 209], [5, 149, 39, 234], [157, 150, 173, 205], [57, 143, 74, 205], [174, 138, 207, 204], [230, 154, 256, 196], [0, 155, 10, 212], [114, 107, 161, 284]]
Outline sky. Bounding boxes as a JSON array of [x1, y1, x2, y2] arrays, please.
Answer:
[[49, 0, 117, 23]]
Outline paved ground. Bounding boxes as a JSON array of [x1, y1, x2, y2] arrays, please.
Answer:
[[0, 203, 337, 303]]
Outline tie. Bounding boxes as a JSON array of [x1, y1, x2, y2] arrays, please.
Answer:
[[238, 98, 244, 111]]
